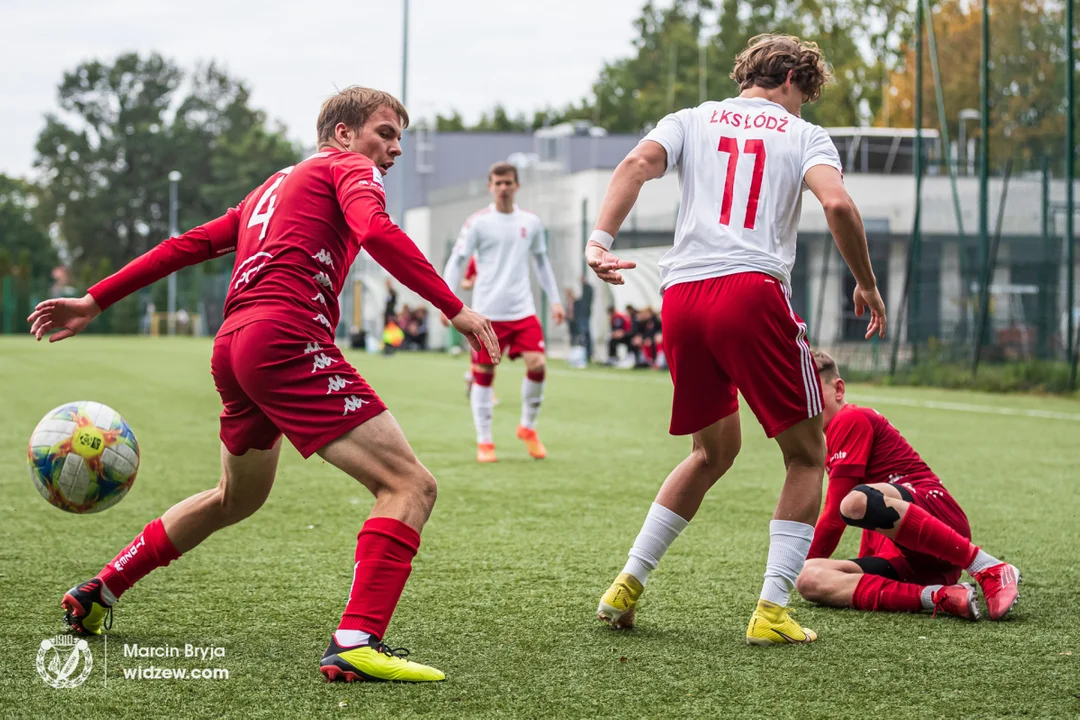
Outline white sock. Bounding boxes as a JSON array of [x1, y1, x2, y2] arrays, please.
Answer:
[[920, 585, 944, 611], [966, 548, 1000, 575], [334, 630, 372, 648], [520, 377, 544, 429], [621, 503, 689, 585], [470, 383, 494, 444], [759, 520, 815, 607], [99, 581, 118, 606]]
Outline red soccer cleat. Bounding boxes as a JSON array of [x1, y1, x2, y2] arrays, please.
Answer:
[[972, 563, 1021, 621], [930, 583, 980, 621]]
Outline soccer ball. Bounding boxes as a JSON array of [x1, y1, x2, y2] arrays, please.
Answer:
[[27, 401, 140, 513]]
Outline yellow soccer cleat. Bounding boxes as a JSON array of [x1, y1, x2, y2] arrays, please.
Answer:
[[597, 572, 644, 629], [320, 636, 445, 683], [746, 600, 817, 645], [477, 443, 497, 463], [516, 426, 547, 459]]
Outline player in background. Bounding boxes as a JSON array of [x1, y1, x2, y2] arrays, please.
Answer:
[[588, 34, 887, 645], [443, 162, 565, 463], [795, 351, 1021, 620], [28, 87, 501, 683]]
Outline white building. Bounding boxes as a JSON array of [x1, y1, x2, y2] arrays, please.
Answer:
[[349, 122, 1079, 367]]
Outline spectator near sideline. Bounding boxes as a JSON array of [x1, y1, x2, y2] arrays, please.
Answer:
[[607, 305, 633, 364]]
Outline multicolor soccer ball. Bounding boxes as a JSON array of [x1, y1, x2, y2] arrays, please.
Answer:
[[27, 401, 140, 513]]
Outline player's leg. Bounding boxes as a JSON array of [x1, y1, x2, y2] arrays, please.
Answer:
[[63, 443, 282, 635], [598, 412, 742, 628], [598, 282, 741, 629], [794, 558, 864, 607], [839, 483, 1020, 620], [744, 415, 826, 645], [316, 411, 445, 682], [710, 273, 826, 644], [471, 361, 497, 463], [516, 349, 547, 459], [796, 557, 978, 619], [62, 332, 284, 636], [514, 317, 549, 458]]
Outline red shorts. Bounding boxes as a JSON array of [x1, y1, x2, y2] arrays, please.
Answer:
[[211, 321, 386, 458], [471, 315, 545, 365], [858, 480, 972, 586], [662, 272, 821, 437]]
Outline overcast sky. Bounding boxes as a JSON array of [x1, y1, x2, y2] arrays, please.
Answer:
[[1, 0, 644, 178]]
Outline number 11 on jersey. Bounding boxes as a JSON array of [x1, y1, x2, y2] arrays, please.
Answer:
[[718, 137, 766, 230]]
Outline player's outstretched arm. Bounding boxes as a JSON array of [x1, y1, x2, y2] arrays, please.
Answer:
[[804, 165, 887, 339], [27, 208, 242, 342], [586, 142, 666, 285]]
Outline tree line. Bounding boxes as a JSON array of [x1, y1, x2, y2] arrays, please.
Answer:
[[1, 0, 1073, 294]]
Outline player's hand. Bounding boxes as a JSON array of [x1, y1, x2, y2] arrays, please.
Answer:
[[853, 283, 887, 339], [440, 313, 451, 327], [551, 303, 566, 326], [586, 241, 636, 285], [450, 305, 501, 364], [27, 294, 101, 342]]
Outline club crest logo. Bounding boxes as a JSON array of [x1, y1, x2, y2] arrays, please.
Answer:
[[37, 635, 93, 688]]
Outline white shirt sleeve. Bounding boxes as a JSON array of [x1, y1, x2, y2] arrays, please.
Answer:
[[802, 125, 844, 179], [443, 218, 478, 291], [640, 109, 691, 175], [529, 220, 560, 303]]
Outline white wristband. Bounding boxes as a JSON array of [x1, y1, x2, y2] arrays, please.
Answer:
[[588, 229, 615, 250]]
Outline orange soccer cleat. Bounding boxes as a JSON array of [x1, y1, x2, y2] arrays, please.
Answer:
[[476, 443, 497, 463], [516, 426, 546, 459]]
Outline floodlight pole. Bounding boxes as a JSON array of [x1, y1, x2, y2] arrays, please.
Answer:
[[1068, 0, 1077, 389], [978, 0, 990, 351], [167, 170, 181, 336]]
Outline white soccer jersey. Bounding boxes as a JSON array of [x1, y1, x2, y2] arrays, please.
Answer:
[[444, 204, 560, 322], [642, 97, 843, 291]]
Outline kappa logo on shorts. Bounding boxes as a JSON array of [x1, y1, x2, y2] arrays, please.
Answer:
[[311, 249, 334, 269], [312, 292, 327, 305], [304, 342, 322, 354], [313, 313, 332, 329], [311, 353, 335, 372], [326, 375, 353, 394], [343, 396, 369, 414]]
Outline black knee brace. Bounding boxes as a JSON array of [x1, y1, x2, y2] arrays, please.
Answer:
[[840, 485, 901, 530]]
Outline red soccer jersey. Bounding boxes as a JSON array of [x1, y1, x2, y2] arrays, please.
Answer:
[[89, 147, 462, 339], [808, 403, 942, 559], [220, 148, 460, 337]]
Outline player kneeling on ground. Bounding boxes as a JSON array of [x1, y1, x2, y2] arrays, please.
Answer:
[[795, 351, 1021, 621]]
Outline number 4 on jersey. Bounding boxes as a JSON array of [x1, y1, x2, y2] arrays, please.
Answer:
[[247, 166, 294, 241], [718, 137, 766, 230]]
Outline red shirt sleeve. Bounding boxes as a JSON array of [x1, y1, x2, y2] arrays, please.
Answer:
[[88, 207, 241, 311], [807, 473, 861, 559], [333, 156, 464, 318], [807, 409, 873, 559], [464, 256, 478, 281]]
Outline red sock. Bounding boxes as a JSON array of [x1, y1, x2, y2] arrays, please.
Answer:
[[893, 504, 977, 569], [474, 371, 494, 387], [97, 518, 181, 599], [852, 574, 924, 613], [338, 517, 421, 639]]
